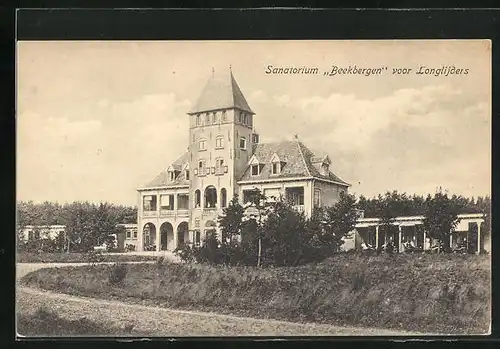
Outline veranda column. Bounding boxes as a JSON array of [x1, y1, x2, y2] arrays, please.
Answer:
[[375, 225, 379, 249], [398, 225, 402, 253], [156, 191, 160, 252], [173, 223, 178, 251], [423, 230, 427, 251], [477, 222, 482, 254]]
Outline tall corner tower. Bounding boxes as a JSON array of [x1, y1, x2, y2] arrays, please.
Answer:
[[186, 67, 255, 234]]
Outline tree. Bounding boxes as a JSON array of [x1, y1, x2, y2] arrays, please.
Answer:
[[260, 199, 311, 267], [376, 191, 403, 251], [218, 196, 245, 244], [312, 191, 359, 256], [423, 190, 464, 253]]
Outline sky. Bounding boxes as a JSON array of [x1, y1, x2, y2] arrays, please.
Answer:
[[17, 40, 491, 206]]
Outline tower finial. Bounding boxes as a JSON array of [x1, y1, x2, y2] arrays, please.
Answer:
[[229, 64, 232, 72]]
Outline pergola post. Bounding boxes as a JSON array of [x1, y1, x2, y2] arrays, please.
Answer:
[[398, 225, 402, 253], [477, 222, 482, 254], [423, 230, 427, 251], [375, 225, 379, 249]]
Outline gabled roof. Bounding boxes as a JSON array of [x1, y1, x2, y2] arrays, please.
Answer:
[[142, 152, 190, 188], [189, 69, 254, 115], [238, 139, 350, 186]]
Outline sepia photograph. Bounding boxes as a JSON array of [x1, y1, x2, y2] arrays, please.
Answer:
[[16, 40, 491, 337]]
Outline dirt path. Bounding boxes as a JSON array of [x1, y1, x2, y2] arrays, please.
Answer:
[[16, 263, 428, 337]]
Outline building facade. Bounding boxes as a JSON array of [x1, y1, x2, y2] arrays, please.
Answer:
[[136, 69, 351, 252]]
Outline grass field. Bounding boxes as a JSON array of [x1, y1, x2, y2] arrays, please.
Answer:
[[17, 307, 139, 336], [20, 253, 490, 335], [17, 252, 158, 263]]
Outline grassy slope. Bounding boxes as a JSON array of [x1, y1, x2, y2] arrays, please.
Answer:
[[17, 252, 158, 263], [17, 308, 137, 336], [21, 253, 490, 334]]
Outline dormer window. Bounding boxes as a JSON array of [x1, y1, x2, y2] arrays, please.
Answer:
[[270, 153, 285, 175], [249, 155, 262, 176], [272, 162, 280, 175], [185, 170, 190, 180], [251, 164, 260, 176], [169, 171, 175, 181], [322, 163, 329, 175]]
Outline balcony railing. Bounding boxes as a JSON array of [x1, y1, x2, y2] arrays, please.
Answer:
[[177, 209, 189, 217], [143, 210, 158, 217], [293, 205, 305, 213], [203, 207, 218, 214], [159, 209, 175, 217]]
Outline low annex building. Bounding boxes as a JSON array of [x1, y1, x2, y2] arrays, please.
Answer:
[[136, 68, 350, 252]]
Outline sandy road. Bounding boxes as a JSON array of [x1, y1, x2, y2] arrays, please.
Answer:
[[16, 263, 427, 337]]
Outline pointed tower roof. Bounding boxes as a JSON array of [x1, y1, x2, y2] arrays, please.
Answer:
[[189, 68, 254, 114]]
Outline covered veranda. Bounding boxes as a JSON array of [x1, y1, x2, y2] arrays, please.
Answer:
[[353, 213, 486, 254]]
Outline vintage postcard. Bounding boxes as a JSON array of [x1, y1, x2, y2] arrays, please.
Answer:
[[16, 40, 491, 337]]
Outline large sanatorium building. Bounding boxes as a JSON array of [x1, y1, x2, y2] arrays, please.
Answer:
[[132, 68, 487, 254], [18, 69, 488, 254], [135, 69, 351, 252]]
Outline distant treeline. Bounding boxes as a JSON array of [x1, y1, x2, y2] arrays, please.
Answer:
[[17, 201, 137, 227], [357, 191, 490, 218]]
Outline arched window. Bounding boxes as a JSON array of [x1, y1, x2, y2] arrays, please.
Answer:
[[196, 114, 201, 126], [221, 188, 227, 208], [204, 186, 217, 208], [195, 189, 201, 208]]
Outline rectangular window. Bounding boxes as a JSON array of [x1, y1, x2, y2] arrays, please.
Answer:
[[143, 195, 157, 211], [216, 158, 224, 168], [126, 230, 131, 239], [169, 171, 175, 181], [212, 112, 217, 124], [198, 160, 206, 175], [133, 230, 138, 239], [251, 164, 260, 176], [240, 137, 247, 150], [264, 188, 281, 201], [185, 170, 190, 180], [196, 114, 201, 126], [314, 189, 321, 207], [205, 113, 210, 124], [177, 194, 189, 210], [195, 231, 201, 246], [160, 194, 174, 210], [198, 140, 206, 151], [215, 136, 224, 148], [221, 110, 227, 122], [238, 112, 243, 123]]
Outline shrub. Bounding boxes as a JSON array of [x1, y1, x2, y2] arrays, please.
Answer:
[[174, 243, 195, 263], [108, 263, 127, 285], [125, 244, 136, 252], [86, 250, 105, 265]]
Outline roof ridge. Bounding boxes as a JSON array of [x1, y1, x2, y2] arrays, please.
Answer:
[[295, 138, 313, 177]]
